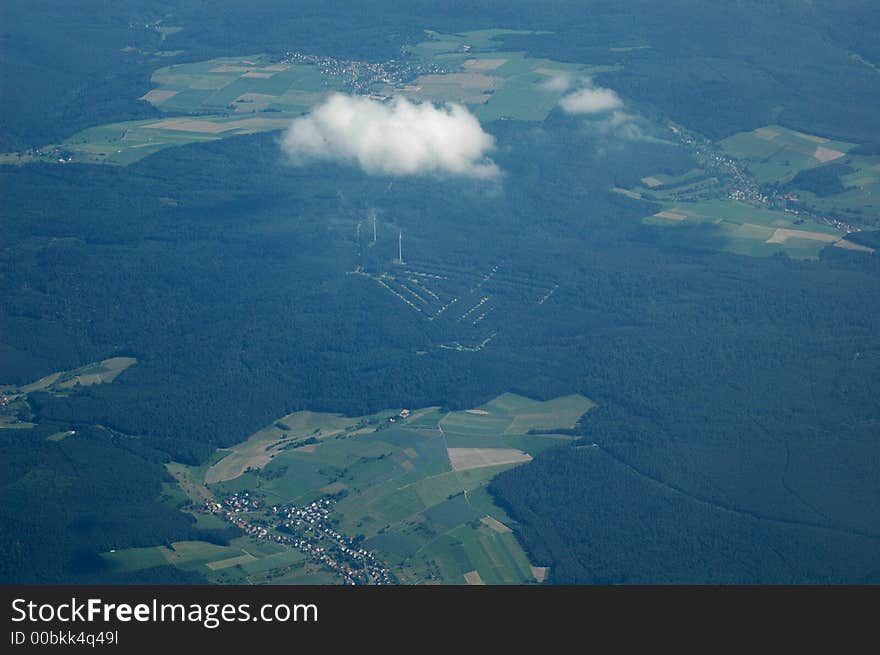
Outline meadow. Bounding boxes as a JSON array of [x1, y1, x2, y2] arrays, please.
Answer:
[[404, 30, 618, 123], [0, 358, 137, 432], [720, 125, 855, 185], [719, 125, 880, 228], [613, 123, 879, 258], [641, 199, 857, 259], [102, 392, 592, 585], [0, 29, 616, 166]]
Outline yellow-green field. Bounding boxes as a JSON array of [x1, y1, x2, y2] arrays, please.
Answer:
[[0, 53, 343, 166], [204, 408, 396, 484], [719, 125, 880, 226], [720, 125, 856, 185], [103, 391, 595, 584], [0, 29, 623, 166], [642, 199, 861, 258], [1, 357, 137, 431], [4, 357, 136, 395], [145, 55, 342, 114], [614, 124, 879, 258], [404, 30, 619, 122]]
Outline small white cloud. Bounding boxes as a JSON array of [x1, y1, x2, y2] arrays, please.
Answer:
[[559, 86, 623, 114], [539, 72, 573, 93], [282, 93, 499, 179], [596, 111, 644, 140]]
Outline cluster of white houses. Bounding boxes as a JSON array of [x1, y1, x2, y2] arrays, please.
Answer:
[[206, 493, 393, 585]]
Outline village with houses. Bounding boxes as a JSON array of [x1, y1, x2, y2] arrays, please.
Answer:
[[204, 492, 395, 585]]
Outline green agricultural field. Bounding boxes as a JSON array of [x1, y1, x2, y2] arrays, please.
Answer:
[[404, 31, 617, 123], [0, 28, 624, 167], [204, 408, 385, 484], [632, 168, 723, 202], [0, 53, 344, 166], [100, 534, 293, 581], [147, 55, 344, 114], [721, 125, 856, 185], [623, 123, 879, 247], [100, 546, 170, 573], [0, 357, 137, 430], [106, 392, 594, 584], [7, 357, 136, 395], [50, 113, 302, 166], [785, 157, 880, 227], [718, 125, 880, 227], [440, 411, 513, 436], [642, 198, 858, 258]]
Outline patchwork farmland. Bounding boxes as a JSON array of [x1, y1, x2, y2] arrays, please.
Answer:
[[101, 392, 594, 584], [1, 29, 613, 166], [615, 122, 878, 257]]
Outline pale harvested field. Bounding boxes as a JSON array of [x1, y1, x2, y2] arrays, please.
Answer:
[[530, 565, 548, 582], [145, 117, 290, 134], [20, 372, 61, 394], [144, 118, 232, 133], [140, 89, 179, 105], [654, 210, 686, 221], [799, 132, 829, 144], [263, 63, 290, 72], [463, 58, 508, 71], [464, 570, 486, 585], [834, 239, 874, 253], [612, 186, 642, 199], [205, 428, 297, 483], [242, 71, 273, 78], [814, 146, 845, 162], [465, 409, 489, 415], [766, 228, 839, 244], [409, 72, 503, 103], [403, 448, 419, 459], [641, 176, 663, 187], [206, 450, 274, 483], [427, 72, 501, 89], [480, 516, 512, 533], [56, 357, 136, 388], [755, 127, 780, 140], [17, 357, 135, 393], [447, 448, 532, 471]]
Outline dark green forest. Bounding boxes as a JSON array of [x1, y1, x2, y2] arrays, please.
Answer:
[[1, 1, 879, 583], [490, 445, 880, 584], [785, 164, 853, 197]]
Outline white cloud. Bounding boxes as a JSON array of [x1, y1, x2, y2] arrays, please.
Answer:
[[605, 111, 643, 139], [281, 93, 499, 179], [539, 72, 573, 92], [557, 80, 644, 139], [559, 86, 623, 115]]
